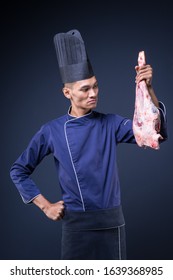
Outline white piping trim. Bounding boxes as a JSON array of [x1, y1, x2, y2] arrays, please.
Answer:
[[158, 101, 166, 122], [124, 119, 130, 126], [21, 193, 40, 204], [68, 106, 93, 119], [64, 119, 85, 211]]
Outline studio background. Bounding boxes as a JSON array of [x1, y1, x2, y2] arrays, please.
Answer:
[[1, 1, 173, 260]]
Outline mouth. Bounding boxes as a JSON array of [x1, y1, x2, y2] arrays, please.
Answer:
[[87, 99, 97, 105]]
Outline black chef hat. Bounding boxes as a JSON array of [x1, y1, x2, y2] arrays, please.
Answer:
[[53, 29, 94, 84]]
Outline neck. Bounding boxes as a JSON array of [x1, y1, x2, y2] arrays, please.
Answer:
[[69, 107, 91, 117]]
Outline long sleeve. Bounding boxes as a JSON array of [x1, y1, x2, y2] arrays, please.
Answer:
[[10, 124, 52, 203], [158, 101, 168, 141]]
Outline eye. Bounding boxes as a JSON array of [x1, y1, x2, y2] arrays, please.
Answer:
[[93, 84, 98, 89], [80, 87, 89, 92]]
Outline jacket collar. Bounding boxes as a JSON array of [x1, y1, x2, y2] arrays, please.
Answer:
[[67, 106, 93, 120]]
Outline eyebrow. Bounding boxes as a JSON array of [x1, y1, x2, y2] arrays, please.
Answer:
[[79, 81, 98, 91]]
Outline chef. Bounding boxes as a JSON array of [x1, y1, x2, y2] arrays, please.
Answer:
[[10, 29, 167, 260]]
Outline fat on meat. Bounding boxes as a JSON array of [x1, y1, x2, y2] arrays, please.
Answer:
[[133, 51, 162, 149]]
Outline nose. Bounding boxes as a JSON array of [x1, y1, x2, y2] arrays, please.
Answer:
[[89, 88, 98, 98]]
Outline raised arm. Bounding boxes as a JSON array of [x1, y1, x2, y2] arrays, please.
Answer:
[[135, 62, 159, 107]]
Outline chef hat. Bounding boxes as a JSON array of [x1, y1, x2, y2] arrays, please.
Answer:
[[53, 29, 94, 84]]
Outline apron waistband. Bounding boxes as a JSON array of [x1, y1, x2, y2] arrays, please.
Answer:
[[62, 205, 125, 231]]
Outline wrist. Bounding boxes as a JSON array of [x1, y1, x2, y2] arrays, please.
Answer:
[[33, 194, 51, 212], [146, 83, 152, 89]]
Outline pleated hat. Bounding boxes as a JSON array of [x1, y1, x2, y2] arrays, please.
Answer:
[[54, 29, 94, 83]]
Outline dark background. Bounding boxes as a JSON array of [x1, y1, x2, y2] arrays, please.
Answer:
[[1, 1, 173, 260]]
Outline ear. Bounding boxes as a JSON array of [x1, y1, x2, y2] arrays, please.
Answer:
[[62, 87, 71, 100]]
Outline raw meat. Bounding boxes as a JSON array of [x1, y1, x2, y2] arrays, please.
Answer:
[[133, 51, 162, 149]]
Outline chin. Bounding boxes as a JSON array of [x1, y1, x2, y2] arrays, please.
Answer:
[[88, 103, 97, 109]]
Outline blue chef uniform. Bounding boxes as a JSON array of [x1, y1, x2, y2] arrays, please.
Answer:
[[10, 103, 167, 259]]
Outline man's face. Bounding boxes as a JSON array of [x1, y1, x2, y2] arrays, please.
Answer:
[[63, 76, 99, 116]]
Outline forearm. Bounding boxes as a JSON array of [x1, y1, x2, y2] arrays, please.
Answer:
[[33, 194, 51, 211], [135, 64, 159, 108], [10, 162, 41, 204], [147, 85, 159, 108], [146, 85, 168, 140]]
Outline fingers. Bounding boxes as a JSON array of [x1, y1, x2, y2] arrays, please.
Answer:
[[58, 210, 65, 220], [50, 208, 64, 221], [57, 200, 65, 213], [54, 201, 65, 221], [44, 200, 65, 221], [58, 200, 64, 205], [135, 64, 153, 85]]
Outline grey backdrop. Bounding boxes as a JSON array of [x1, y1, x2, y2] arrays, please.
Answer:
[[1, 1, 173, 260]]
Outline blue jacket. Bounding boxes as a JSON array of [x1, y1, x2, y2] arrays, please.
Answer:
[[10, 103, 167, 211]]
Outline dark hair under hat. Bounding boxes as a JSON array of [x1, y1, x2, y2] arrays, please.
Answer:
[[53, 29, 94, 84]]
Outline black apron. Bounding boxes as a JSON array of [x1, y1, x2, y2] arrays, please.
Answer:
[[61, 205, 126, 260]]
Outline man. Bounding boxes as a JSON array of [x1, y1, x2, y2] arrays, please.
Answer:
[[10, 29, 167, 260]]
